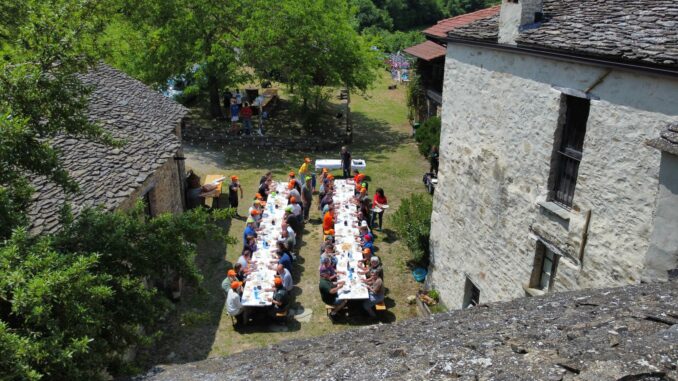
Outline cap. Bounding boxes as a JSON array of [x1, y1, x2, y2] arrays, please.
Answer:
[[362, 248, 371, 254], [231, 175, 238, 181], [246, 217, 255, 223], [255, 193, 263, 200], [322, 168, 328, 173], [327, 174, 334, 180], [288, 181, 295, 189], [227, 269, 236, 277], [361, 220, 368, 227], [231, 281, 242, 290], [328, 229, 335, 235], [364, 234, 372, 242], [251, 209, 260, 215], [360, 187, 367, 193], [304, 157, 311, 163], [289, 196, 296, 203], [273, 277, 283, 286]]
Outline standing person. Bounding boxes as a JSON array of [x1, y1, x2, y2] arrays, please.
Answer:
[[298, 157, 311, 185], [229, 98, 240, 134], [241, 102, 253, 135], [229, 175, 243, 217], [370, 188, 388, 231], [235, 89, 243, 106], [429, 145, 439, 175], [301, 177, 313, 223], [340, 146, 352, 179]]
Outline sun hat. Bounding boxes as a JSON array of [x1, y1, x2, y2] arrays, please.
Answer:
[[230, 281, 242, 290]]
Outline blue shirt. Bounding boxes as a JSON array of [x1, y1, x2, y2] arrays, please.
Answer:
[[363, 241, 374, 252], [243, 225, 257, 246], [278, 252, 293, 273], [230, 104, 240, 118]]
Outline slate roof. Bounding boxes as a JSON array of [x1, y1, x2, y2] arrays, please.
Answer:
[[423, 5, 501, 39], [647, 122, 678, 155], [448, 0, 678, 69], [404, 40, 446, 61], [138, 281, 678, 380], [27, 64, 188, 235]]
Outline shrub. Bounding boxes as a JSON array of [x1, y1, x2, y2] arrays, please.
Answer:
[[390, 193, 432, 266], [415, 116, 441, 158]]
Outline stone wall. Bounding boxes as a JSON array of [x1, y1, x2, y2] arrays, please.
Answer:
[[429, 43, 678, 309], [137, 281, 678, 381], [119, 149, 185, 216]]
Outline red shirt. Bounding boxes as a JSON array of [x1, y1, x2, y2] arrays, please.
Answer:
[[374, 193, 387, 205], [240, 106, 253, 119]]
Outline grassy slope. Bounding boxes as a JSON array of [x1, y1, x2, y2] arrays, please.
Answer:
[[143, 71, 430, 364]]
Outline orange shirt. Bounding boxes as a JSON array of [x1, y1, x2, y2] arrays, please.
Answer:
[[322, 211, 334, 231]]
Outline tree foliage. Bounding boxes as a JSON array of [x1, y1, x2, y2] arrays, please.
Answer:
[[1, 206, 234, 380], [390, 193, 432, 265]]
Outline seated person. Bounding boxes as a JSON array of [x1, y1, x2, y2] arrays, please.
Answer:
[[320, 234, 334, 255], [360, 255, 382, 278], [237, 249, 255, 274], [361, 268, 385, 318], [361, 234, 374, 253], [281, 221, 296, 247], [285, 206, 301, 235], [276, 264, 294, 291], [319, 255, 337, 281], [244, 235, 257, 254], [278, 227, 296, 252], [243, 218, 258, 246], [319, 278, 348, 318], [358, 248, 372, 271], [288, 180, 301, 200], [272, 241, 293, 273], [359, 221, 373, 241], [268, 277, 289, 314], [322, 206, 334, 233], [233, 263, 246, 282], [226, 281, 247, 324], [222, 269, 238, 293]]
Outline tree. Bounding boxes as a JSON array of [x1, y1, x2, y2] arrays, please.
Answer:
[[0, 205, 234, 380], [0, 0, 114, 240], [440, 0, 494, 17], [114, 0, 246, 118], [242, 0, 381, 110], [351, 0, 393, 31]]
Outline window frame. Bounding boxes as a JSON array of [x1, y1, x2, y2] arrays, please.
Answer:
[[530, 240, 561, 291], [462, 276, 480, 308]]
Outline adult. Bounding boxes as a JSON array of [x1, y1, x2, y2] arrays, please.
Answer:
[[298, 157, 311, 185], [269, 277, 289, 315], [229, 175, 243, 217], [243, 218, 257, 245], [319, 255, 337, 281], [278, 226, 296, 252], [226, 281, 246, 324], [237, 249, 254, 273], [319, 234, 334, 255], [233, 262, 246, 282], [361, 234, 374, 253], [288, 180, 301, 201], [259, 171, 272, 185], [277, 263, 294, 292], [235, 89, 243, 106], [229, 97, 240, 134], [429, 145, 439, 175], [244, 235, 257, 254], [322, 205, 334, 234], [281, 221, 296, 248], [221, 269, 238, 293], [301, 177, 313, 222], [241, 101, 254, 135], [362, 265, 385, 318], [318, 168, 328, 209], [289, 196, 302, 219], [340, 146, 352, 179], [276, 241, 293, 273], [319, 278, 348, 318], [258, 178, 271, 199], [285, 206, 300, 236], [370, 188, 388, 231]]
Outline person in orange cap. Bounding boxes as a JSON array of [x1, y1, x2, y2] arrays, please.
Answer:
[[288, 171, 295, 181], [222, 269, 238, 292], [228, 175, 243, 217], [226, 280, 245, 324], [268, 276, 290, 316]]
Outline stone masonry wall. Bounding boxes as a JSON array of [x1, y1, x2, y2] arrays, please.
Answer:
[[119, 149, 184, 216], [429, 43, 678, 309]]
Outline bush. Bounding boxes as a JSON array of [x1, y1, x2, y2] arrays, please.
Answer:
[[390, 193, 432, 266], [363, 27, 425, 53], [415, 116, 441, 157]]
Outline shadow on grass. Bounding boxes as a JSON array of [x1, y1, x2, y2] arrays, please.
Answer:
[[329, 297, 397, 326], [133, 217, 234, 370], [184, 108, 410, 173]]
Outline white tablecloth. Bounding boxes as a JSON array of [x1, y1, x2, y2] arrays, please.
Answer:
[[331, 180, 369, 300], [241, 182, 288, 307], [314, 159, 366, 171]]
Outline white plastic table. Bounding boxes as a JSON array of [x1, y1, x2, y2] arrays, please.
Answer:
[[314, 159, 366, 171]]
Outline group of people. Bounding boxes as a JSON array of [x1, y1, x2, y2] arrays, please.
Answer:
[[225, 88, 264, 136], [317, 167, 388, 319], [222, 149, 390, 325]]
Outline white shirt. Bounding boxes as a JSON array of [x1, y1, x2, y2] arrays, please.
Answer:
[[291, 203, 302, 216], [226, 288, 243, 316], [280, 268, 293, 291]]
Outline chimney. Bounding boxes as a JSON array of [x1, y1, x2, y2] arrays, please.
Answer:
[[498, 0, 544, 45]]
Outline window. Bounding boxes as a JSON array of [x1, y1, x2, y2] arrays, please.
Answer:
[[143, 188, 155, 218], [462, 277, 480, 308], [549, 95, 590, 208], [529, 241, 560, 291]]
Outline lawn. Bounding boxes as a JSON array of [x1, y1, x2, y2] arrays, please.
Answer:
[[136, 71, 431, 367]]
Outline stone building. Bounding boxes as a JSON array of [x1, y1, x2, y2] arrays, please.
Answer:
[[404, 5, 500, 120], [27, 64, 188, 235], [428, 0, 678, 309]]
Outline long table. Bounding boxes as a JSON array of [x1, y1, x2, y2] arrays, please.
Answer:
[[331, 180, 369, 300], [241, 182, 288, 307], [314, 159, 367, 171]]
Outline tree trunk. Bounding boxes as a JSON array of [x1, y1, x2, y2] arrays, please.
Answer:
[[346, 89, 352, 144], [207, 74, 222, 118]]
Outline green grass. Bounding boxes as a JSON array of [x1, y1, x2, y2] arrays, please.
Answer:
[[139, 71, 430, 364]]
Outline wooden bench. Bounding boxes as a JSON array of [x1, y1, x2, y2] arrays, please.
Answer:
[[375, 302, 386, 311]]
